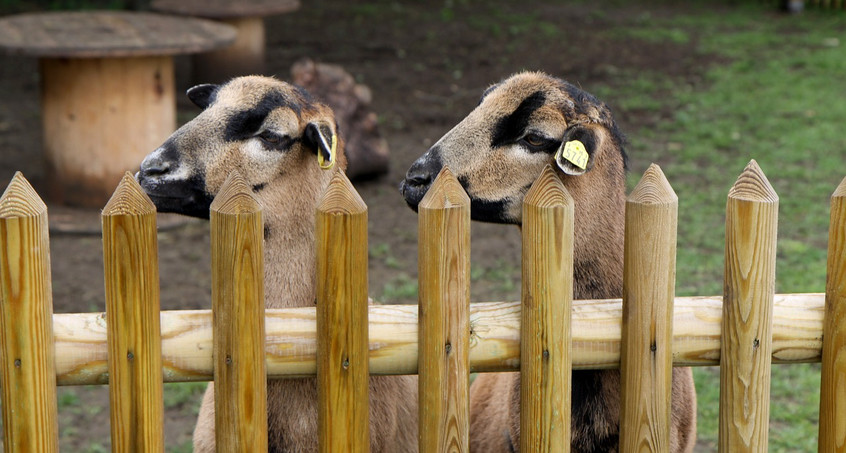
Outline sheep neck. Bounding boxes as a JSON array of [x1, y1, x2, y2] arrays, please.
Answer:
[[261, 201, 320, 309]]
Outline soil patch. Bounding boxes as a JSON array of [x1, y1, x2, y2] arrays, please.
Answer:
[[0, 1, 722, 449]]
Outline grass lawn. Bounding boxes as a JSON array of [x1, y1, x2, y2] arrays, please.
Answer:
[[588, 2, 845, 451]]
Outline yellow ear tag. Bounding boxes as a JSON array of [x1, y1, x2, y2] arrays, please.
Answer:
[[555, 140, 589, 170], [317, 134, 336, 170]]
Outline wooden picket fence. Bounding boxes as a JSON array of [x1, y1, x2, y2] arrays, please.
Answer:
[[0, 160, 844, 452]]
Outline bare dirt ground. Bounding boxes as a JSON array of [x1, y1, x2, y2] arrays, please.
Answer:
[[0, 0, 723, 449]]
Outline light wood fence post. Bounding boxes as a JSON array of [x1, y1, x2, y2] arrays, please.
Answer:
[[418, 167, 470, 453], [316, 172, 371, 453], [520, 165, 573, 452], [210, 171, 268, 451], [819, 176, 846, 452], [719, 160, 778, 453], [620, 164, 678, 452], [102, 173, 164, 453], [0, 172, 59, 452]]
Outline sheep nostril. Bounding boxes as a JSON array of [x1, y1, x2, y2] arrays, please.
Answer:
[[405, 172, 432, 187], [140, 155, 172, 177]]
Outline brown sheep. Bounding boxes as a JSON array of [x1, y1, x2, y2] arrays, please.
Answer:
[[400, 71, 696, 452], [136, 76, 417, 452]]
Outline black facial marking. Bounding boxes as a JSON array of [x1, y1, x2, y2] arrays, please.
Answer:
[[139, 174, 214, 219], [454, 175, 516, 224], [491, 91, 546, 147], [224, 92, 301, 142], [519, 133, 560, 154], [258, 131, 297, 151], [252, 182, 267, 192], [264, 225, 271, 240]]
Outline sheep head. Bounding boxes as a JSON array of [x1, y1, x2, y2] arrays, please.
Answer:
[[137, 76, 344, 219], [400, 71, 628, 225]]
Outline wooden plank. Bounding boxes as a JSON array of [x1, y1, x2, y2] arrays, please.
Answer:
[[45, 292, 826, 385], [418, 167, 470, 453], [719, 160, 778, 453], [0, 172, 59, 453], [819, 177, 846, 452], [520, 166, 573, 453], [316, 172, 370, 453], [210, 172, 268, 452], [620, 164, 678, 453], [102, 173, 164, 453], [0, 12, 236, 58]]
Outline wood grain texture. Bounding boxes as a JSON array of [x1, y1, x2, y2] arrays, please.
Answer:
[[0, 172, 59, 453], [316, 172, 370, 453], [102, 173, 164, 453], [210, 172, 268, 452], [0, 12, 235, 57], [418, 167, 471, 453], [719, 160, 778, 453], [44, 293, 825, 385], [620, 164, 678, 453], [520, 166, 573, 453], [41, 56, 175, 206], [819, 177, 846, 452]]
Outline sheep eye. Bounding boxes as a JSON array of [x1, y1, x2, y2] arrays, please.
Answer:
[[258, 131, 291, 149], [522, 133, 550, 148], [259, 132, 280, 144]]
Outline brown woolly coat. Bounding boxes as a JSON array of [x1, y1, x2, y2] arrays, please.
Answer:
[[137, 76, 417, 453], [401, 72, 696, 452]]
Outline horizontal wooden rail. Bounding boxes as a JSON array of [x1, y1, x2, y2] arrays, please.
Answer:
[[52, 293, 824, 385]]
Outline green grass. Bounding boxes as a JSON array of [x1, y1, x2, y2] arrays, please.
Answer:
[[591, 3, 845, 450]]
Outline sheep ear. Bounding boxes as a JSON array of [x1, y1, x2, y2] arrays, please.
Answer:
[[186, 84, 218, 109], [304, 121, 337, 170], [555, 124, 597, 176]]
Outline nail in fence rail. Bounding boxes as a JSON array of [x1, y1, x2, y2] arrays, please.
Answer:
[[102, 173, 165, 453], [520, 166, 573, 452], [210, 172, 268, 451], [720, 160, 778, 452], [0, 172, 59, 453], [317, 172, 371, 453], [819, 176, 846, 452], [418, 167, 470, 453], [620, 164, 678, 452]]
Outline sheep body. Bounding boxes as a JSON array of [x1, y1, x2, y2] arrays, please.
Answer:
[[137, 76, 418, 452], [401, 71, 696, 452]]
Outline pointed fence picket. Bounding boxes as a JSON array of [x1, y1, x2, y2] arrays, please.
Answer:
[[209, 172, 268, 451], [0, 162, 844, 452], [620, 164, 678, 452], [102, 173, 164, 453], [520, 166, 573, 453], [417, 168, 471, 453], [0, 172, 59, 453], [317, 172, 371, 453]]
